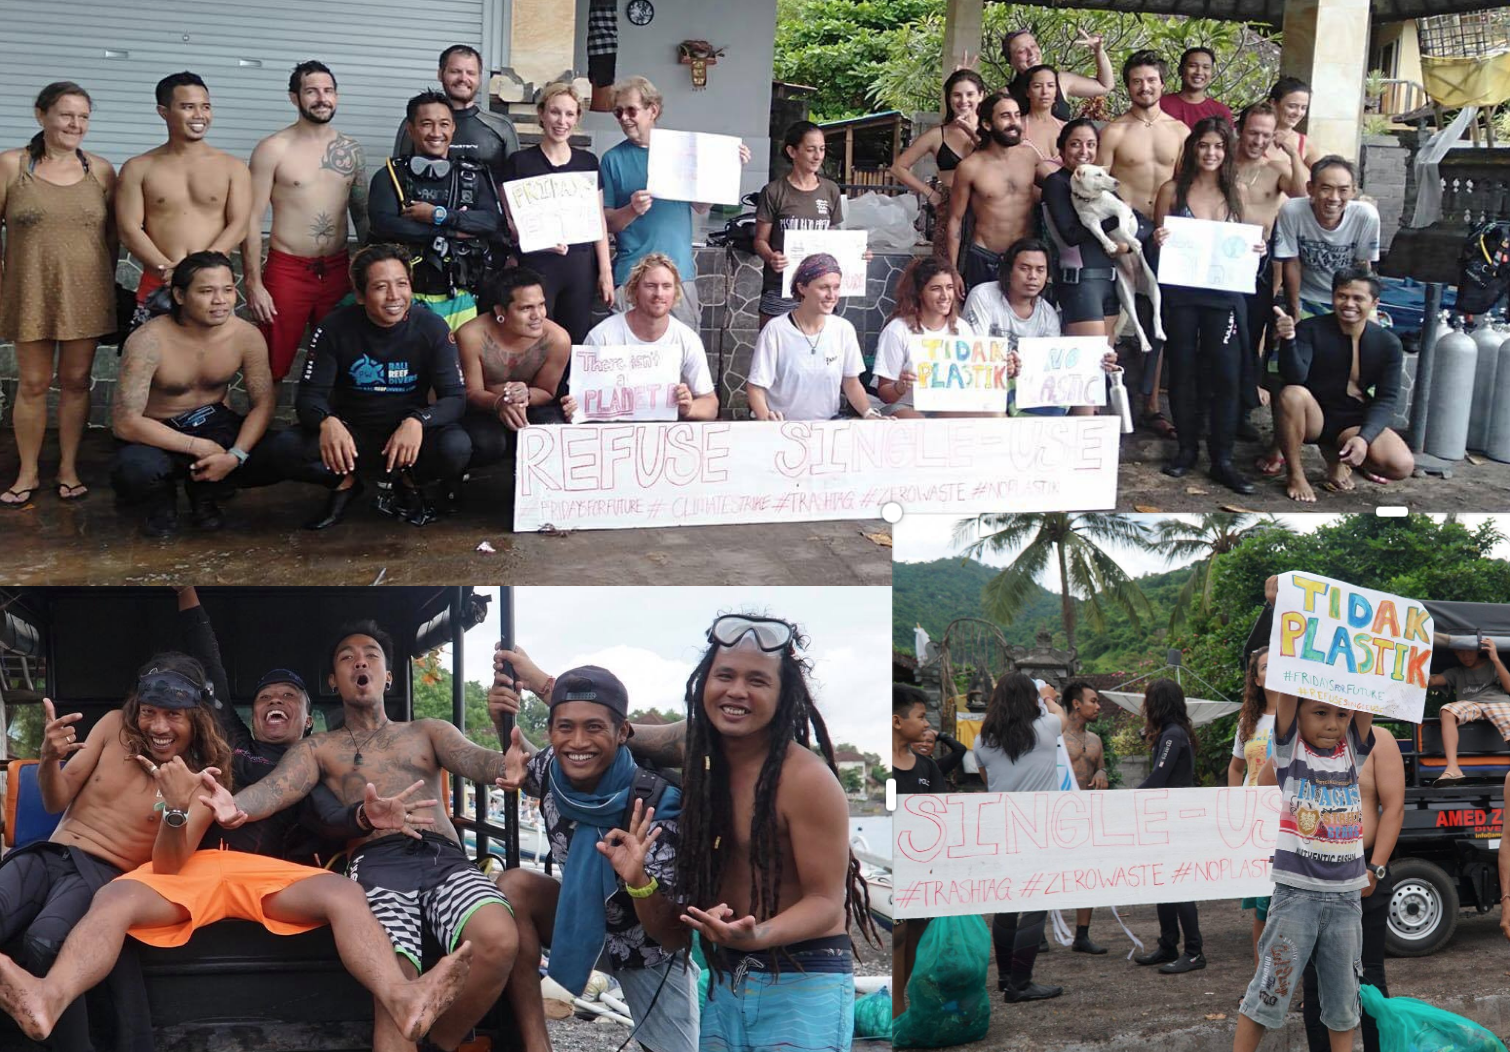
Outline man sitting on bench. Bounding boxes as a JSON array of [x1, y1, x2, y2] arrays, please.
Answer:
[[1431, 636, 1510, 785]]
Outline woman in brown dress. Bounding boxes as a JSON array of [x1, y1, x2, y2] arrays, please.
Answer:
[[0, 82, 117, 506]]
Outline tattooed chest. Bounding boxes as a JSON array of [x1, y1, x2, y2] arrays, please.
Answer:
[[481, 335, 549, 385]]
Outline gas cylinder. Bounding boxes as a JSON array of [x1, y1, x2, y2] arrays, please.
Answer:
[[1423, 317, 1478, 462], [1467, 321, 1504, 451], [1489, 330, 1510, 462]]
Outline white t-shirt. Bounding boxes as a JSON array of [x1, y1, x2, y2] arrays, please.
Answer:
[[871, 316, 976, 410], [1273, 198, 1381, 306], [1231, 712, 1277, 786], [747, 313, 864, 421], [962, 284, 1061, 339], [582, 312, 716, 396]]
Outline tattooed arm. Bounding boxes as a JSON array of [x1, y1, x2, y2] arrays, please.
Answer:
[[230, 737, 323, 820], [424, 719, 505, 785], [232, 326, 275, 451], [112, 327, 193, 450], [336, 136, 370, 245], [627, 720, 685, 769]]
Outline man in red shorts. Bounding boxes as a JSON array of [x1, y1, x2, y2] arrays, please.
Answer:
[[243, 60, 370, 382]]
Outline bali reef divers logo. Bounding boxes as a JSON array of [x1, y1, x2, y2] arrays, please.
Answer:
[[347, 354, 416, 393]]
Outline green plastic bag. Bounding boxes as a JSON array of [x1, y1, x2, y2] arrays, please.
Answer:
[[853, 988, 894, 1040], [892, 916, 991, 1048], [1360, 984, 1507, 1052]]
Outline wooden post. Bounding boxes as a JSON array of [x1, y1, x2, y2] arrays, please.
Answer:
[[845, 126, 855, 185], [941, 0, 985, 104]]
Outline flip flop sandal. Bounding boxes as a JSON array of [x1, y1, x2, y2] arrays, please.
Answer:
[[1255, 453, 1286, 477], [1321, 481, 1355, 495], [1433, 773, 1466, 785], [56, 482, 90, 501], [1, 487, 35, 509]]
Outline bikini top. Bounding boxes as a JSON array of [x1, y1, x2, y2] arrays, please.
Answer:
[[937, 136, 963, 172]]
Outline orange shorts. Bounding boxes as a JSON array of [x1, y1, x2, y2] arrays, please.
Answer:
[[118, 849, 329, 947]]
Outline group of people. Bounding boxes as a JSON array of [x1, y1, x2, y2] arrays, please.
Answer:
[[884, 33, 1411, 498], [0, 596, 877, 1052]]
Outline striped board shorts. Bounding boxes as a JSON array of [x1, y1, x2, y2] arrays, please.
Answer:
[[347, 831, 511, 970], [701, 934, 855, 1052], [1440, 698, 1510, 741], [413, 290, 479, 332]]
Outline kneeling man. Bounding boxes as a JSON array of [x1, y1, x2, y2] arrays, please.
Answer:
[[1272, 266, 1412, 503]]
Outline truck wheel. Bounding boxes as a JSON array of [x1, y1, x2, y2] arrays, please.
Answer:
[[1385, 858, 1459, 957]]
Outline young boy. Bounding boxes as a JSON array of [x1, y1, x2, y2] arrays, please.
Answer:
[[1233, 688, 1375, 1052], [893, 684, 944, 794]]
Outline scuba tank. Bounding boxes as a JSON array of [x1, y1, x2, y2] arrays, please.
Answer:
[[1467, 319, 1504, 451], [1488, 327, 1510, 462], [1423, 316, 1477, 462]]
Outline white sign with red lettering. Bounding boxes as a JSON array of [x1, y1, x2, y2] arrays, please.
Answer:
[[568, 345, 681, 423], [511, 417, 1120, 531], [892, 787, 1280, 918]]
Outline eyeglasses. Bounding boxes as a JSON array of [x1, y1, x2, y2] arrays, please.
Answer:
[[708, 615, 796, 653], [613, 106, 643, 120]]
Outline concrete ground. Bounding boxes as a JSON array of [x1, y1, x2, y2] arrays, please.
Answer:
[[911, 899, 1508, 1051], [0, 432, 892, 585]]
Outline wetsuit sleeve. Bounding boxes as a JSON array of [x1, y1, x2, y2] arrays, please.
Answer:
[[447, 184, 505, 237], [1044, 174, 1099, 248], [1358, 328, 1403, 444], [412, 320, 466, 429], [1278, 318, 1315, 387], [1138, 726, 1187, 789], [934, 734, 966, 775], [178, 603, 248, 752], [295, 321, 341, 430], [296, 784, 367, 842], [368, 163, 438, 242]]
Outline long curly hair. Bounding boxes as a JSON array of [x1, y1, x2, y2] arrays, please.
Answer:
[[889, 256, 963, 334], [978, 672, 1044, 762], [1237, 646, 1271, 746], [1141, 677, 1196, 752], [1173, 116, 1243, 223], [118, 652, 233, 790], [675, 623, 879, 977]]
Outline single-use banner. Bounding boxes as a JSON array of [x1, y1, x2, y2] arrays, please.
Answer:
[[892, 786, 1281, 917], [1265, 571, 1433, 722]]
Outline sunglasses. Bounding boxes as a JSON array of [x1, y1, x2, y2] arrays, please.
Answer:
[[137, 669, 205, 708], [613, 105, 644, 120], [708, 615, 796, 653]]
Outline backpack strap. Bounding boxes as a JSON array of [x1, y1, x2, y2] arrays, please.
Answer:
[[621, 766, 671, 831]]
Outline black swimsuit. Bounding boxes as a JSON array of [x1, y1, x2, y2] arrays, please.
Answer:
[[937, 137, 963, 173]]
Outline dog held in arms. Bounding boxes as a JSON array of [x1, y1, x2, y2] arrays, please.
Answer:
[[1069, 164, 1165, 354]]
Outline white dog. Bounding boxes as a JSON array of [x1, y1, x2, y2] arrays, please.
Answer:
[[1068, 164, 1165, 354]]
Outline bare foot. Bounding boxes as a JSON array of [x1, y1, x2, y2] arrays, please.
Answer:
[[0, 951, 58, 1040], [389, 939, 474, 1042], [1324, 462, 1356, 492], [1285, 471, 1316, 503]]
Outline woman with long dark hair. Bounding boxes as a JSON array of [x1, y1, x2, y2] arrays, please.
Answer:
[[1152, 116, 1257, 495], [1134, 678, 1204, 974], [889, 69, 985, 254], [1002, 28, 1113, 121], [973, 672, 1065, 1003], [1018, 65, 1065, 166], [753, 120, 846, 327], [872, 255, 972, 418], [0, 81, 117, 507]]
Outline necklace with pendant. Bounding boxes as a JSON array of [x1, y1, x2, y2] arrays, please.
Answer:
[[796, 317, 824, 355], [346, 723, 384, 766]]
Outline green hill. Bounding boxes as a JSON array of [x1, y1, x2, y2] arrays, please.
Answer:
[[894, 557, 1197, 673]]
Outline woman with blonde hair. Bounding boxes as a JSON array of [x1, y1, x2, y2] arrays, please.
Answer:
[[499, 81, 613, 343]]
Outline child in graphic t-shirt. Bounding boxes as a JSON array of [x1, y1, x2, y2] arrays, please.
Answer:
[[1233, 691, 1374, 1052]]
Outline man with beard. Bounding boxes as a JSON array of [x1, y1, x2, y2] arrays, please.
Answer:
[[111, 251, 276, 537], [945, 92, 1039, 292], [1159, 47, 1233, 130], [395, 44, 518, 187], [116, 72, 252, 320], [243, 61, 370, 382]]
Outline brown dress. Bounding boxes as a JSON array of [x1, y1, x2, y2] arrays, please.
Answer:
[[0, 159, 114, 342]]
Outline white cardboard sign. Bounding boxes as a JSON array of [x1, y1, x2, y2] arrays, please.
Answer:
[[502, 171, 604, 254], [781, 229, 868, 298], [1157, 215, 1265, 294], [892, 787, 1281, 918], [910, 335, 1013, 414], [1014, 337, 1110, 409], [645, 129, 743, 205], [568, 345, 681, 423], [512, 417, 1120, 531]]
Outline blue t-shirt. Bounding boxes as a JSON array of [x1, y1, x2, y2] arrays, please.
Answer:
[[600, 139, 695, 286]]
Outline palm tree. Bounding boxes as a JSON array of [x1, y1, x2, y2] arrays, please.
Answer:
[[1155, 513, 1284, 630], [953, 513, 1154, 650]]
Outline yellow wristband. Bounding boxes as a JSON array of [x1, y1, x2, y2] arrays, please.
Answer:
[[626, 875, 659, 899]]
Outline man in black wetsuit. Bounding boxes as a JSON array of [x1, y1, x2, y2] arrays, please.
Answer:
[[375, 89, 508, 330], [262, 243, 470, 530], [1272, 266, 1414, 503], [394, 44, 518, 188]]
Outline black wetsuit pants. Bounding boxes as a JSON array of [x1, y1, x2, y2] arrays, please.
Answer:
[[1156, 900, 1203, 957], [110, 403, 278, 509], [259, 420, 472, 488], [992, 911, 1047, 987], [462, 405, 567, 470], [1166, 303, 1243, 463]]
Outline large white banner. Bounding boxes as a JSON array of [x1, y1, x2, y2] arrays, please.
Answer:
[[502, 171, 603, 254], [1157, 215, 1265, 294], [567, 345, 681, 423], [893, 787, 1281, 918], [1014, 336, 1110, 409], [646, 129, 743, 205], [781, 229, 868, 298], [1265, 571, 1433, 722], [512, 417, 1120, 531]]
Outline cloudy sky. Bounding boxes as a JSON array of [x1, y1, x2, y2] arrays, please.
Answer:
[[895, 512, 1510, 590], [438, 586, 891, 759]]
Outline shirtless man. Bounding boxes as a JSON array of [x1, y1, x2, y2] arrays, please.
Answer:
[[455, 266, 570, 470], [243, 60, 370, 383], [116, 72, 251, 315], [110, 251, 274, 538], [204, 622, 519, 1052], [946, 92, 1038, 291], [1059, 682, 1109, 954]]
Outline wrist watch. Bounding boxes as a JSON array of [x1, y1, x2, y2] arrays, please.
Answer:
[[163, 808, 189, 829], [433, 205, 449, 226], [1370, 863, 1388, 880]]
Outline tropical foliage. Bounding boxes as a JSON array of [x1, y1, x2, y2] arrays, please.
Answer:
[[1153, 513, 1280, 631]]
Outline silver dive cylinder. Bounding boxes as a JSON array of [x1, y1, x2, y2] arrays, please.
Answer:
[[1467, 321, 1504, 451], [1487, 328, 1510, 462], [1422, 317, 1477, 462]]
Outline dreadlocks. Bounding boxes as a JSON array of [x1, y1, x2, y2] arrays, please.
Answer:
[[676, 624, 880, 974]]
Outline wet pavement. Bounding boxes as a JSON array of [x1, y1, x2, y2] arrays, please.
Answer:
[[0, 434, 892, 585]]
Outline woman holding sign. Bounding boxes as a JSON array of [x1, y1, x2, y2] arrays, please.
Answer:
[[747, 254, 882, 422], [1152, 116, 1257, 496], [753, 121, 846, 328], [872, 256, 974, 418], [499, 82, 614, 343]]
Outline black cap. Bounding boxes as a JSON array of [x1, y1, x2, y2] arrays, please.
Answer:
[[254, 668, 308, 696], [136, 669, 208, 710], [549, 665, 632, 733]]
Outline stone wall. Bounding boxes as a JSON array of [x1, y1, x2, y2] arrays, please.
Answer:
[[1359, 133, 1411, 254]]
